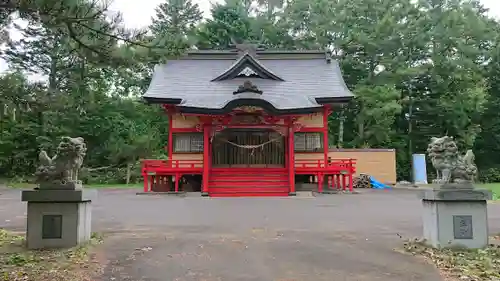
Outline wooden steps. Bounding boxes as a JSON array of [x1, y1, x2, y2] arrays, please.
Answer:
[[208, 168, 289, 197]]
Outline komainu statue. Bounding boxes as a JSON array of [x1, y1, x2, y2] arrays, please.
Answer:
[[35, 137, 87, 189], [426, 136, 477, 186]]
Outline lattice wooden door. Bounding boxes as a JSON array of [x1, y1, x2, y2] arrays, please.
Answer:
[[212, 129, 285, 167]]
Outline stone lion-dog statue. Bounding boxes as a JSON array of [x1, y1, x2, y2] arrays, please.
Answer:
[[35, 136, 86, 189], [426, 136, 477, 186]]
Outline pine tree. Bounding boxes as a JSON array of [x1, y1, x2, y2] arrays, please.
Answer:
[[150, 0, 202, 39], [474, 43, 500, 177]]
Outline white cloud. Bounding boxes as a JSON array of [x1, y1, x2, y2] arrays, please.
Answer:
[[481, 0, 500, 19], [108, 0, 220, 29], [111, 0, 500, 29]]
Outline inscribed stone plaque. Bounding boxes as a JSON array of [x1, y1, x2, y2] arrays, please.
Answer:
[[42, 215, 62, 239], [453, 215, 473, 239]]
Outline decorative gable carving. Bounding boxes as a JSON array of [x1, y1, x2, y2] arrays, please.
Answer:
[[233, 81, 263, 95], [211, 53, 284, 82], [237, 67, 258, 77]]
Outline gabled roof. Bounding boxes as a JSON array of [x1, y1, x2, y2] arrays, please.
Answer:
[[143, 49, 354, 115], [211, 52, 284, 81]]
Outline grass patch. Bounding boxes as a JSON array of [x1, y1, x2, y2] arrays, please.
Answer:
[[4, 182, 140, 190], [478, 183, 500, 201], [0, 229, 104, 281], [401, 236, 500, 281]]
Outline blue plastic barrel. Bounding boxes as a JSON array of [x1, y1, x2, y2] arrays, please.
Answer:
[[412, 154, 427, 184]]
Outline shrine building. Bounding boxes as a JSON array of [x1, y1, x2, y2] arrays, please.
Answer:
[[141, 45, 367, 197]]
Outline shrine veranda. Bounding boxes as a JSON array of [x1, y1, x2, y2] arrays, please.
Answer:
[[141, 46, 357, 197]]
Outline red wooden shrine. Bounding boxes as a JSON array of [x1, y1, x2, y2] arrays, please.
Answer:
[[140, 46, 356, 197]]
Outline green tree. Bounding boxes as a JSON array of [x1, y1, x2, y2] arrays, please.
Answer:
[[195, 1, 258, 49], [475, 42, 500, 180], [150, 0, 202, 50]]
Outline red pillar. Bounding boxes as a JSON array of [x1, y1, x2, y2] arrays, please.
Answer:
[[323, 106, 330, 166], [174, 173, 180, 192], [318, 173, 324, 193], [288, 125, 296, 195], [168, 113, 173, 159], [143, 174, 148, 192], [202, 124, 210, 196], [284, 132, 289, 169], [348, 173, 353, 193]]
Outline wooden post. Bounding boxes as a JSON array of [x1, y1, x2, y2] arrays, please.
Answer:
[[288, 125, 295, 195], [284, 133, 289, 169], [348, 173, 353, 193], [168, 113, 173, 159], [318, 173, 324, 193], [349, 159, 354, 192], [174, 173, 180, 192], [202, 124, 210, 196], [143, 174, 148, 192], [323, 106, 330, 166]]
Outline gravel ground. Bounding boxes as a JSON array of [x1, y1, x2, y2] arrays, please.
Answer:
[[1, 188, 499, 281]]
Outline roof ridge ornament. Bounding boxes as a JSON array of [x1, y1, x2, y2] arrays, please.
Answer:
[[233, 81, 263, 95], [229, 39, 265, 56], [325, 50, 332, 64]]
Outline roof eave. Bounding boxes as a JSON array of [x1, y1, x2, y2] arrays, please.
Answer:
[[143, 96, 353, 115], [143, 96, 182, 105], [315, 96, 353, 104]]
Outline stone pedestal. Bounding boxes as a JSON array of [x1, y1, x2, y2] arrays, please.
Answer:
[[21, 189, 97, 249], [419, 186, 492, 249]]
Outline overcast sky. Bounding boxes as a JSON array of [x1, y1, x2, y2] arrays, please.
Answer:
[[110, 0, 500, 29], [1, 0, 499, 73]]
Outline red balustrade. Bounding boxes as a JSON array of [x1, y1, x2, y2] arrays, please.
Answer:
[[142, 159, 203, 172], [295, 158, 356, 192], [141, 158, 357, 194], [141, 159, 203, 192]]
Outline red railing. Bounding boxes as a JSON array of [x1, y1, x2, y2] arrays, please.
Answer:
[[140, 158, 357, 193], [142, 159, 203, 172], [295, 158, 356, 171], [295, 158, 356, 192], [141, 159, 203, 193]]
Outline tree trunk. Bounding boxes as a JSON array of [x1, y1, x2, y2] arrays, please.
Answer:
[[358, 118, 364, 144], [338, 112, 345, 148], [126, 163, 132, 185], [48, 55, 57, 93]]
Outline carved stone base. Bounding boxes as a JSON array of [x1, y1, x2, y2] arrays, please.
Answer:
[[38, 181, 83, 191], [419, 187, 492, 249], [21, 189, 96, 249]]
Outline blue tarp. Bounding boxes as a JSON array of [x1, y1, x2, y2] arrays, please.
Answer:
[[370, 177, 391, 189]]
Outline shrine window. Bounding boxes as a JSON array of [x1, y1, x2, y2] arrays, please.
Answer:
[[294, 132, 323, 152], [173, 133, 204, 153]]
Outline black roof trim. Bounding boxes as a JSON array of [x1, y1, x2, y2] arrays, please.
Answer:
[[315, 97, 353, 104], [143, 96, 354, 111], [178, 99, 322, 115], [143, 97, 182, 104], [211, 53, 284, 82], [187, 49, 330, 55], [143, 97, 323, 115]]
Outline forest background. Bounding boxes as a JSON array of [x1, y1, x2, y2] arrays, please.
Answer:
[[1, 0, 500, 185]]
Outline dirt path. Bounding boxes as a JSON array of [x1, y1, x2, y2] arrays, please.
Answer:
[[2, 189, 500, 281], [97, 226, 441, 281]]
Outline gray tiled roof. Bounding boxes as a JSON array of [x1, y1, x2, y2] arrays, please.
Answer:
[[143, 51, 354, 112]]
